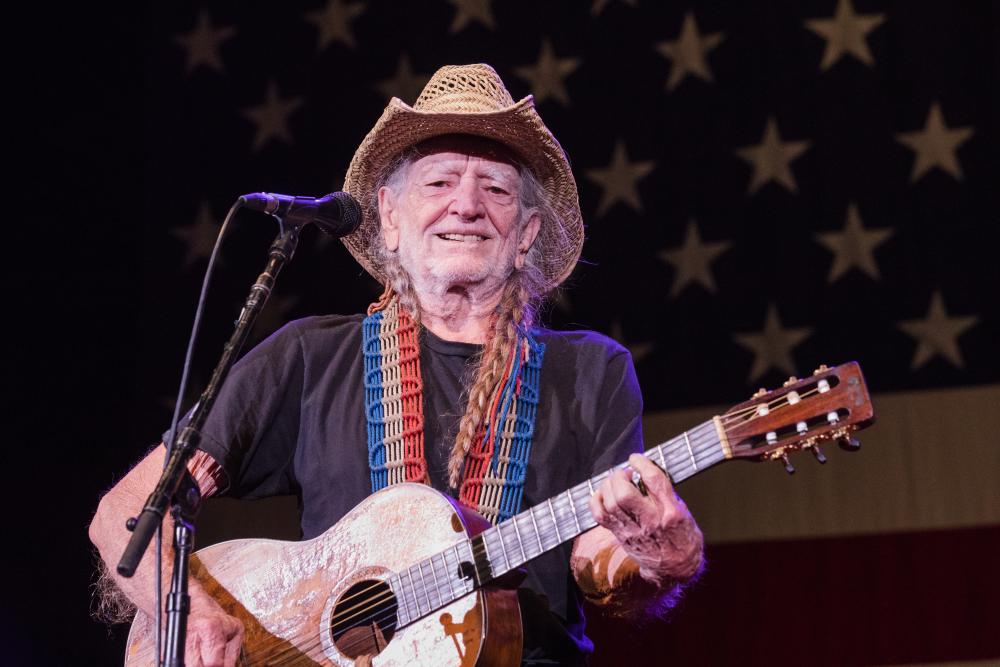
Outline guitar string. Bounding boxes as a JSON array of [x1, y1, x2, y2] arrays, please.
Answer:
[[719, 384, 826, 425], [260, 397, 808, 655], [258, 381, 864, 663], [278, 426, 725, 645], [139, 389, 838, 664], [246, 428, 728, 659], [255, 437, 734, 665], [251, 388, 848, 662], [240, 428, 730, 663]]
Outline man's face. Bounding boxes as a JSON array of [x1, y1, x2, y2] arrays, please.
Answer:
[[378, 137, 541, 295]]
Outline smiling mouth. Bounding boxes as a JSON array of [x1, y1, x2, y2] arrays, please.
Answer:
[[436, 233, 489, 242]]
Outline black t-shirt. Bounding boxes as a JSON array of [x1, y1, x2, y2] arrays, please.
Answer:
[[185, 314, 643, 663]]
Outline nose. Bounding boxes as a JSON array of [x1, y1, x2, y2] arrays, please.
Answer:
[[450, 176, 485, 221]]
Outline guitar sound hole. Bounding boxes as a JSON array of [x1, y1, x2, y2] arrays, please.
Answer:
[[330, 579, 398, 659]]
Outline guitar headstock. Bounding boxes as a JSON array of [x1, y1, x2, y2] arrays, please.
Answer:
[[718, 362, 875, 473]]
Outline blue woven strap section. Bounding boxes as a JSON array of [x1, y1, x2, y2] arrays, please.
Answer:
[[362, 312, 388, 492], [495, 332, 545, 523]]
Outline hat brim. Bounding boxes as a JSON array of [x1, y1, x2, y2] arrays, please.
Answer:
[[342, 96, 583, 289]]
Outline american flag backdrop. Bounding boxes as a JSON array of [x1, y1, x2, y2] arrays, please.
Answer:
[[37, 0, 999, 664]]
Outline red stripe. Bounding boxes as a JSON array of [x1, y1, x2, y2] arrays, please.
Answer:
[[588, 526, 1000, 666]]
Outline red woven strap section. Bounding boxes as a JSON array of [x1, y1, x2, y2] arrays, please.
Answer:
[[396, 308, 426, 483]]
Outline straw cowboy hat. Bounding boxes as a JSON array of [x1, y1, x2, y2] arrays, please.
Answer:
[[342, 63, 583, 290]]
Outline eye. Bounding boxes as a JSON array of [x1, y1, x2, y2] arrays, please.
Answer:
[[427, 180, 449, 187], [487, 185, 509, 195]]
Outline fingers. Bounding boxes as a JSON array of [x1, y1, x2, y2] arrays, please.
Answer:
[[189, 614, 244, 667], [590, 468, 646, 533], [224, 632, 244, 667], [589, 456, 685, 536], [628, 454, 674, 500]]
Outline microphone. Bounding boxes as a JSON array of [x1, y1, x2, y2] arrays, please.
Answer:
[[239, 191, 362, 238]]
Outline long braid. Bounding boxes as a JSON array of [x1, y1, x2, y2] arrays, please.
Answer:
[[447, 273, 533, 489]]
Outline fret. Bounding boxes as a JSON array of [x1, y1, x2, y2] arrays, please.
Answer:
[[528, 507, 544, 553], [684, 430, 698, 472], [447, 548, 462, 597], [493, 526, 511, 573], [502, 516, 527, 565], [417, 561, 432, 611], [518, 513, 540, 559], [546, 499, 563, 543], [566, 489, 581, 534], [446, 544, 464, 597], [402, 568, 419, 620], [479, 532, 491, 573], [586, 477, 595, 496], [430, 553, 447, 606], [655, 442, 667, 470], [390, 577, 410, 626], [399, 570, 420, 620]]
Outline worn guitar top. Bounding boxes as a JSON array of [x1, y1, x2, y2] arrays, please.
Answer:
[[178, 314, 643, 664]]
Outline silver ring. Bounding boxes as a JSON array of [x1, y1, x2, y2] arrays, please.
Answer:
[[631, 470, 648, 496]]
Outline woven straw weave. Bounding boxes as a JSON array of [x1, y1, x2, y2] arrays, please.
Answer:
[[342, 63, 583, 290]]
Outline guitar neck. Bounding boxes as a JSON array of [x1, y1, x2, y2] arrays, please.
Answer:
[[389, 417, 728, 627]]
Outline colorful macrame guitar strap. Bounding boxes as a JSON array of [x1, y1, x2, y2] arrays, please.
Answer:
[[362, 297, 544, 525]]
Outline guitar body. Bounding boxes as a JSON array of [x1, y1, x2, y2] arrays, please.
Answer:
[[125, 484, 522, 666]]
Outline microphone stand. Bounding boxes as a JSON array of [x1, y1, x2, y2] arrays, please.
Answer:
[[117, 218, 302, 666]]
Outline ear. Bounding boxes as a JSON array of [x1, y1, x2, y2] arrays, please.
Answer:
[[514, 211, 542, 270], [378, 186, 400, 252]]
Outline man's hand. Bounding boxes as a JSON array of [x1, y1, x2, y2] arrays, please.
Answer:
[[184, 599, 245, 667], [589, 453, 703, 585]]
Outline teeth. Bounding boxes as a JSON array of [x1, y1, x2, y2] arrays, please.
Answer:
[[438, 233, 487, 241]]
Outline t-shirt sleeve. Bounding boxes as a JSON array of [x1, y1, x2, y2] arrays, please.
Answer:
[[163, 321, 305, 499], [587, 347, 645, 476]]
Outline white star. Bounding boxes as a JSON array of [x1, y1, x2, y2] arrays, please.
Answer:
[[305, 0, 365, 51], [895, 102, 975, 182], [898, 291, 978, 370], [733, 304, 813, 383], [373, 53, 428, 104], [173, 10, 237, 74], [242, 82, 304, 152], [446, 0, 495, 33], [735, 116, 811, 195], [585, 140, 656, 217], [591, 0, 637, 15], [609, 319, 653, 364], [655, 12, 725, 91], [805, 0, 886, 70], [171, 202, 223, 270], [659, 220, 731, 297], [815, 202, 893, 282], [513, 39, 581, 107]]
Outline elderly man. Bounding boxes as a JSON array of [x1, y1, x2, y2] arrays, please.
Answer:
[[90, 64, 703, 666]]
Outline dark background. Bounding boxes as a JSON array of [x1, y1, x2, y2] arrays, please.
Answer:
[[19, 0, 998, 664]]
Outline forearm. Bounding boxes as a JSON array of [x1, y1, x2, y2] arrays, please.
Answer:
[[89, 445, 225, 620]]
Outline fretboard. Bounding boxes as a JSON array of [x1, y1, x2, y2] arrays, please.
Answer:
[[389, 417, 727, 627]]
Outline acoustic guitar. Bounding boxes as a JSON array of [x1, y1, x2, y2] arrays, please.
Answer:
[[125, 362, 874, 666]]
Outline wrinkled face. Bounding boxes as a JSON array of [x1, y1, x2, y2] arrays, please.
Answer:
[[378, 136, 541, 295]]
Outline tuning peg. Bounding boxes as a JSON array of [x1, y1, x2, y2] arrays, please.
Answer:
[[752, 387, 768, 398], [810, 444, 827, 464], [779, 452, 795, 475], [783, 376, 799, 387], [813, 364, 829, 375], [838, 436, 861, 452]]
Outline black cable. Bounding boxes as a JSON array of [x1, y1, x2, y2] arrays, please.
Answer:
[[155, 200, 241, 666]]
